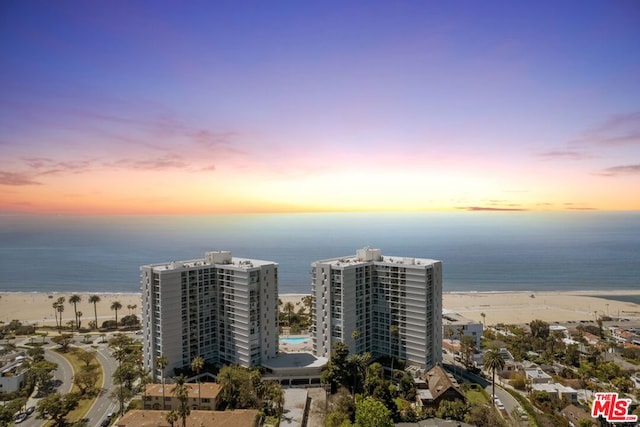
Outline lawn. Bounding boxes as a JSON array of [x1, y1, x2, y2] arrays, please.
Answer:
[[465, 384, 489, 405]]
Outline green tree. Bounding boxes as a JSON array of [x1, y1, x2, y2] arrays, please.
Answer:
[[109, 334, 143, 415], [28, 360, 58, 390], [74, 368, 99, 395], [76, 348, 97, 367], [565, 343, 580, 366], [36, 392, 80, 426], [69, 294, 81, 331], [321, 341, 351, 393], [484, 349, 506, 406], [172, 374, 190, 427], [326, 388, 355, 427], [51, 333, 74, 351], [89, 294, 101, 330], [217, 365, 260, 409], [347, 352, 370, 395], [120, 314, 140, 327], [111, 300, 122, 327], [465, 404, 507, 427], [460, 335, 476, 368], [190, 356, 205, 408], [529, 319, 550, 340], [27, 345, 45, 362], [436, 399, 468, 421], [354, 396, 393, 427]]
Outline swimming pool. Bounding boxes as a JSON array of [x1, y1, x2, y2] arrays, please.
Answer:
[[280, 336, 310, 344]]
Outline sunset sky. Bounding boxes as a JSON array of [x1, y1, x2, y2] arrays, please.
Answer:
[[1, 1, 639, 214]]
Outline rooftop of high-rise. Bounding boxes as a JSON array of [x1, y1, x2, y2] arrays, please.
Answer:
[[142, 250, 277, 272], [313, 247, 440, 267]]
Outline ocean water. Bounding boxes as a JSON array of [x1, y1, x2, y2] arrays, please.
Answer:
[[0, 211, 638, 294]]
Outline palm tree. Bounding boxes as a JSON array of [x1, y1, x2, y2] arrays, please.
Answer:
[[53, 296, 66, 332], [156, 355, 169, 409], [191, 356, 205, 409], [166, 410, 179, 427], [351, 329, 360, 353], [52, 301, 60, 330], [69, 294, 81, 331], [481, 312, 486, 328], [283, 301, 295, 327], [76, 311, 83, 329], [484, 349, 506, 406], [56, 299, 65, 332], [111, 300, 122, 328], [89, 295, 101, 330], [172, 374, 190, 427]]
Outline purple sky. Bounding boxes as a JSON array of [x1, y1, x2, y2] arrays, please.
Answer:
[[1, 1, 639, 213]]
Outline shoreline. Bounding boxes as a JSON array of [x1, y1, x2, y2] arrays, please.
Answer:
[[2, 290, 640, 327]]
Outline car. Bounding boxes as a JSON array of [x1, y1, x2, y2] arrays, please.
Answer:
[[26, 406, 35, 415], [100, 419, 111, 427], [14, 413, 28, 423]]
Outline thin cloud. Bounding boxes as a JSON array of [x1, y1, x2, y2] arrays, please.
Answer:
[[567, 207, 598, 210], [537, 150, 593, 161], [457, 206, 528, 212], [0, 171, 41, 186], [23, 158, 94, 175], [111, 155, 190, 171], [598, 164, 640, 176], [574, 111, 640, 146]]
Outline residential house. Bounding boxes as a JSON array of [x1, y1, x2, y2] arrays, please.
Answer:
[[419, 365, 466, 408], [531, 383, 578, 404], [560, 404, 597, 427]]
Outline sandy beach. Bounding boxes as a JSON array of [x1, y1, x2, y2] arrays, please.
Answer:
[[444, 290, 640, 325], [0, 292, 142, 327], [2, 290, 639, 328]]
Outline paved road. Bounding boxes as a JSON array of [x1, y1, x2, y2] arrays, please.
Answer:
[[16, 348, 74, 427], [84, 344, 119, 426]]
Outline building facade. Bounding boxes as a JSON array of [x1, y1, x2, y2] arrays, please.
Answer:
[[141, 251, 279, 380], [143, 383, 221, 410], [311, 247, 442, 369], [442, 311, 483, 349]]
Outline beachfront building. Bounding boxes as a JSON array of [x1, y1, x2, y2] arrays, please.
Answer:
[[310, 247, 442, 370], [140, 251, 279, 380], [442, 310, 483, 349]]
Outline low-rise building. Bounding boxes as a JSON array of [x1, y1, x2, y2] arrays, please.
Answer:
[[0, 358, 27, 394], [531, 383, 578, 404], [442, 311, 483, 349], [524, 367, 553, 384], [143, 383, 221, 411]]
